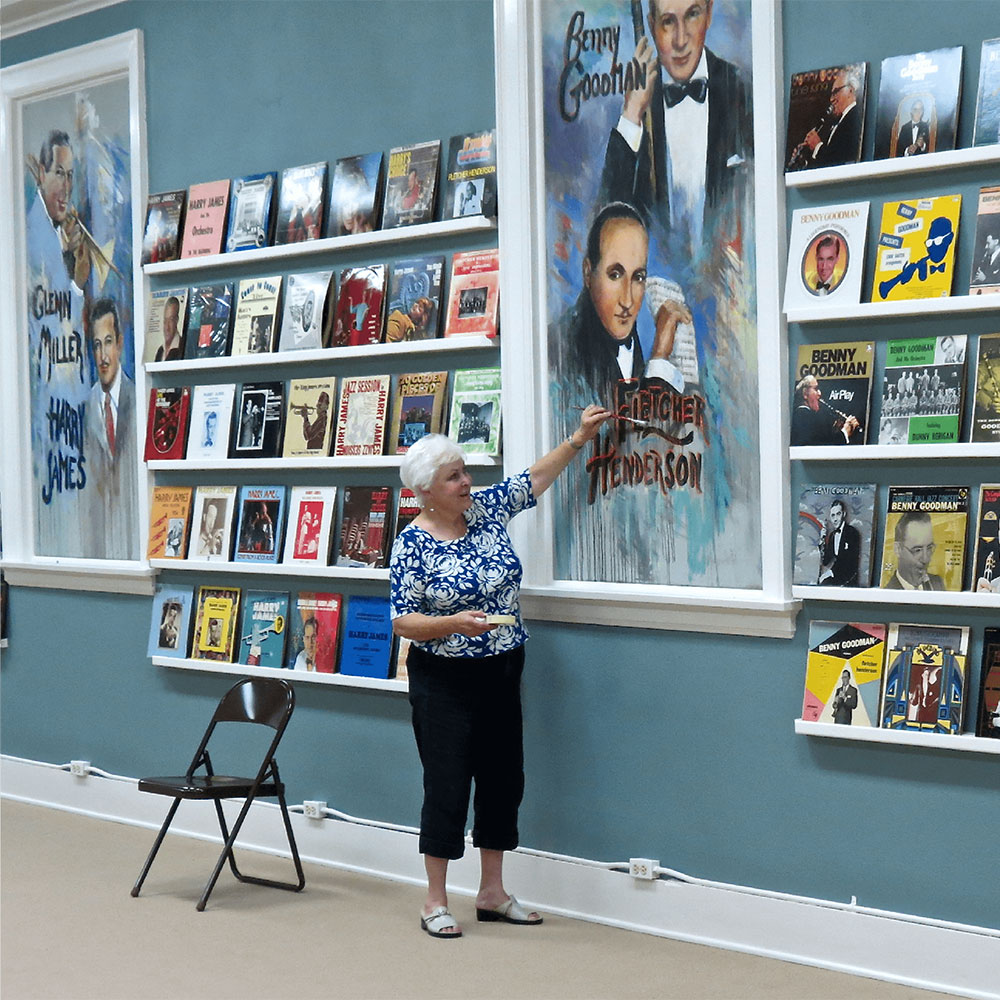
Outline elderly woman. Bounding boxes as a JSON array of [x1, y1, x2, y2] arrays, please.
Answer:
[[390, 405, 611, 939]]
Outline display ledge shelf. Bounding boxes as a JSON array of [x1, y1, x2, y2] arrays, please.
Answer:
[[147, 454, 501, 471], [794, 719, 1000, 755], [145, 335, 497, 374], [150, 559, 389, 580], [144, 216, 497, 276], [152, 656, 406, 692], [791, 585, 999, 608], [790, 442, 1000, 461], [784, 144, 1000, 189], [786, 293, 999, 325]]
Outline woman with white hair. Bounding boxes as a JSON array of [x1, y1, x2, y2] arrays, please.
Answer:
[[391, 404, 611, 938]]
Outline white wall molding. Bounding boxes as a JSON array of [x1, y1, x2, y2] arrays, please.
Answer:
[[2, 755, 996, 1000]]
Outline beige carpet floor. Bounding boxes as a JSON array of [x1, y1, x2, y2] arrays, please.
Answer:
[[1, 799, 949, 1000]]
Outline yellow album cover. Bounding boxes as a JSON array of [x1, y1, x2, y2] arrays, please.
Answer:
[[192, 587, 240, 662], [871, 194, 961, 302], [282, 377, 335, 457], [146, 486, 193, 560], [802, 622, 887, 726]]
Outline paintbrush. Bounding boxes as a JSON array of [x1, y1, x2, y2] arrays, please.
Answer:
[[571, 406, 649, 428]]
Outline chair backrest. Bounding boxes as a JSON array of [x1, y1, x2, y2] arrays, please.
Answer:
[[213, 677, 294, 731]]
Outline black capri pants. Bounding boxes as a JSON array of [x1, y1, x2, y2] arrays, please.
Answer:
[[407, 642, 526, 860]]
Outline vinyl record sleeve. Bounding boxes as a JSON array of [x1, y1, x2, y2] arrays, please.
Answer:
[[332, 265, 386, 347], [190, 485, 238, 561], [383, 140, 440, 228], [143, 386, 190, 461], [285, 592, 343, 673], [333, 375, 389, 457], [877, 335, 966, 445], [328, 152, 383, 236], [393, 488, 420, 541], [191, 586, 241, 662], [802, 621, 886, 726], [444, 249, 500, 337], [225, 172, 277, 252], [970, 333, 1000, 442], [339, 595, 393, 678], [976, 627, 1000, 738], [229, 382, 286, 459], [230, 276, 282, 355], [337, 486, 391, 568], [236, 590, 289, 668], [784, 203, 869, 310], [879, 623, 970, 734], [147, 584, 194, 659], [147, 486, 193, 560], [180, 179, 229, 258], [390, 371, 448, 454], [443, 129, 497, 218], [386, 256, 444, 341], [879, 486, 970, 591], [784, 63, 867, 171], [274, 162, 327, 244], [968, 186, 1000, 296], [790, 340, 874, 446], [141, 189, 186, 265], [874, 47, 964, 159], [971, 485, 1000, 595], [233, 485, 287, 563], [794, 484, 877, 587], [143, 286, 188, 364], [282, 377, 336, 457], [186, 383, 236, 461], [184, 283, 233, 359], [283, 486, 337, 566], [973, 38, 1000, 146], [871, 195, 962, 302], [278, 270, 334, 351], [448, 367, 502, 456]]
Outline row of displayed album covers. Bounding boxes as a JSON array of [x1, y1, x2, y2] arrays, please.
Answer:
[[149, 482, 422, 570], [148, 585, 406, 681], [802, 622, 999, 740], [143, 250, 499, 363], [140, 129, 497, 264], [794, 483, 999, 594], [784, 188, 1000, 312], [786, 39, 1000, 173], [789, 333, 999, 447], [143, 367, 502, 465]]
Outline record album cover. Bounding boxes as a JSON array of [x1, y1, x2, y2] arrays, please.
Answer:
[[278, 270, 334, 351], [286, 592, 342, 673], [143, 386, 190, 461], [147, 584, 193, 659], [391, 371, 448, 454], [143, 286, 188, 364], [147, 486, 193, 560], [328, 152, 383, 236], [790, 341, 874, 446], [879, 486, 970, 591], [794, 484, 877, 587], [880, 623, 970, 734], [385, 256, 444, 341], [236, 590, 289, 669], [871, 195, 962, 302], [874, 47, 964, 159], [443, 129, 497, 218], [877, 335, 966, 445], [973, 38, 1000, 146], [229, 382, 286, 459], [337, 486, 391, 569], [274, 162, 327, 244], [971, 485, 1000, 595], [190, 485, 237, 561], [785, 63, 867, 171], [393, 488, 420, 541], [340, 595, 393, 678], [448, 367, 502, 456], [282, 377, 335, 457], [180, 179, 229, 258], [802, 621, 886, 726], [184, 283, 233, 359], [784, 203, 869, 310], [444, 249, 500, 338], [186, 383, 236, 461], [383, 140, 440, 229], [225, 172, 277, 251], [233, 485, 286, 563], [971, 332, 1000, 442], [333, 375, 389, 457], [976, 627, 1000, 738], [141, 190, 185, 265], [191, 585, 241, 662], [968, 186, 1000, 296], [332, 265, 386, 347], [230, 276, 282, 355], [283, 486, 336, 566]]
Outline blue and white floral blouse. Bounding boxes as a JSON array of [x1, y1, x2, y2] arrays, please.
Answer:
[[389, 470, 536, 657]]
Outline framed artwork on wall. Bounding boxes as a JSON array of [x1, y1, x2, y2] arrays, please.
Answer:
[[495, 0, 796, 636], [0, 30, 152, 593]]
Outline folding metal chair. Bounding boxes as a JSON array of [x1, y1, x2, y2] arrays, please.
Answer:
[[130, 676, 305, 910]]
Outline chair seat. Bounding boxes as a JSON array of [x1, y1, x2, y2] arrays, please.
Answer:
[[138, 775, 282, 799]]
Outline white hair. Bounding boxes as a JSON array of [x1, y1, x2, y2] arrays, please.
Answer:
[[399, 433, 466, 506]]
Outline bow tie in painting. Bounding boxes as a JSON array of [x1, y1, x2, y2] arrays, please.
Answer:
[[664, 77, 708, 109]]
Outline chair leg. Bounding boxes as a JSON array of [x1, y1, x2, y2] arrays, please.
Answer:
[[131, 797, 182, 898]]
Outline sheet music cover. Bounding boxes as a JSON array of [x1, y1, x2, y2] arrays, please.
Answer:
[[386, 256, 444, 341], [784, 202, 869, 310], [802, 621, 886, 726], [148, 584, 194, 659], [443, 129, 498, 218], [286, 592, 342, 673], [141, 190, 186, 265], [278, 270, 334, 351], [233, 485, 287, 564], [225, 172, 277, 251], [190, 485, 237, 561], [143, 386, 190, 461], [274, 162, 327, 244], [283, 377, 336, 457], [283, 486, 336, 566], [236, 590, 289, 668], [383, 140, 440, 229], [147, 486, 193, 560], [180, 179, 229, 258], [187, 383, 236, 461], [333, 375, 389, 457], [231, 276, 282, 355], [191, 585, 241, 662], [329, 152, 383, 235], [184, 283, 233, 359], [448, 367, 502, 456], [143, 286, 189, 364], [332, 264, 386, 347]]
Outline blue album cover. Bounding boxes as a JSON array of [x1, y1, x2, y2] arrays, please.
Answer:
[[226, 172, 277, 251], [148, 584, 193, 659], [339, 595, 393, 678], [386, 256, 444, 341], [233, 485, 287, 563], [329, 152, 384, 236], [236, 589, 289, 669]]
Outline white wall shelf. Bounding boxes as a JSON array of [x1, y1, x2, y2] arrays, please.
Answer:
[[150, 558, 389, 579], [152, 655, 405, 692], [145, 335, 498, 374], [794, 719, 1000, 755], [784, 144, 1000, 189], [792, 585, 999, 608], [144, 216, 497, 277], [786, 293, 999, 325], [147, 454, 501, 471], [790, 442, 1000, 461]]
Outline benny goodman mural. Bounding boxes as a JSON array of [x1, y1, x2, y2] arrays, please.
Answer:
[[544, 0, 762, 587], [22, 77, 139, 560]]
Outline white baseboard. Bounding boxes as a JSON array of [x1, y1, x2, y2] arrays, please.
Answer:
[[2, 755, 996, 999]]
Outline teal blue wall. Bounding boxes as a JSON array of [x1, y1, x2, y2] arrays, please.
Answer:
[[3, 0, 997, 932]]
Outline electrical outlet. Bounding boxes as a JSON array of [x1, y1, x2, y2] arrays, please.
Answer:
[[69, 760, 91, 777], [303, 800, 326, 820], [629, 858, 659, 880]]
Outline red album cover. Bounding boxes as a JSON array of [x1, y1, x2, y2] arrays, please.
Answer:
[[443, 249, 500, 338], [144, 387, 191, 461], [332, 265, 387, 347], [337, 486, 391, 568]]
